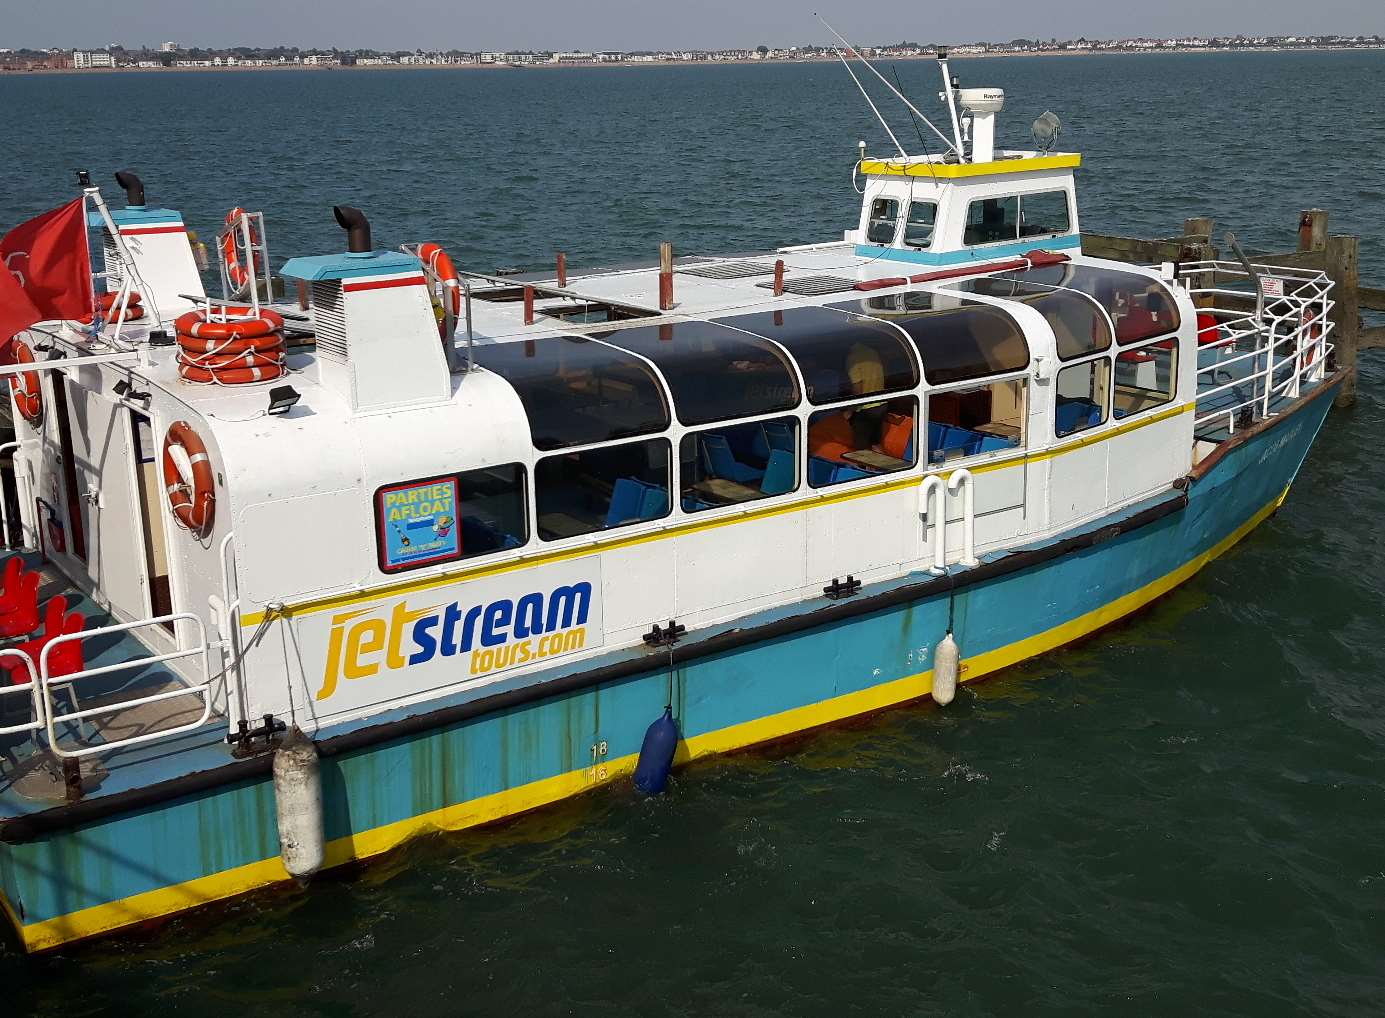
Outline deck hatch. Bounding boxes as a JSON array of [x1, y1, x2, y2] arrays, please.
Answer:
[[678, 260, 777, 280], [755, 275, 857, 296]]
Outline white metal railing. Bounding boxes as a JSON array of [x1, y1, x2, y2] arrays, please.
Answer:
[[218, 209, 270, 310], [920, 468, 978, 573], [1182, 261, 1334, 435], [39, 612, 215, 759], [0, 648, 42, 738]]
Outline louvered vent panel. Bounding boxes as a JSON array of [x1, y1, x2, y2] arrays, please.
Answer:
[[103, 237, 125, 286], [310, 281, 348, 361]]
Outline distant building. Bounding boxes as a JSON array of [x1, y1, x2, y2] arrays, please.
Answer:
[[72, 50, 115, 69], [160, 41, 178, 53]]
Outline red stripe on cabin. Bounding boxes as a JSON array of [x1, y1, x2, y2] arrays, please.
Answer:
[[341, 275, 427, 293], [119, 225, 186, 236]]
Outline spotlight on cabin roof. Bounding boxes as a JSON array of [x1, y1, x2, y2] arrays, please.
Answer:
[[1033, 111, 1063, 152]]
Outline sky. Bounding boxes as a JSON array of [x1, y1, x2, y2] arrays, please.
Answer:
[[5, 0, 1384, 51]]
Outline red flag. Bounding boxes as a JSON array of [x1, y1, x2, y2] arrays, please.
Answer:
[[0, 198, 93, 360]]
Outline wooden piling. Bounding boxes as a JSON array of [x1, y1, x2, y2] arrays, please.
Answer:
[[556, 252, 567, 289], [1298, 209, 1329, 253], [658, 242, 674, 311], [1324, 234, 1360, 408]]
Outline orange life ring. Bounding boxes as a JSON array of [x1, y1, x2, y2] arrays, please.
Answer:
[[8, 340, 42, 426], [176, 332, 285, 355], [418, 242, 461, 341], [174, 308, 284, 341], [178, 363, 285, 385], [220, 208, 261, 297], [80, 290, 146, 325], [162, 421, 215, 536]]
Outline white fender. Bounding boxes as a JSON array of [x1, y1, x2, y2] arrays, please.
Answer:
[[932, 632, 959, 706], [273, 725, 324, 881]]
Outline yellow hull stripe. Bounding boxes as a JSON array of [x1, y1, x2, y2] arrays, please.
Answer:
[[9, 480, 1286, 953], [242, 401, 1193, 628], [860, 153, 1082, 179]]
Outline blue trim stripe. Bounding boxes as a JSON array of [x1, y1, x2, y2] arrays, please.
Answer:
[[854, 234, 1083, 266], [86, 208, 185, 229], [279, 251, 422, 282]]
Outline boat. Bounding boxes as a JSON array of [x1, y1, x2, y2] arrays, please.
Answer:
[[0, 51, 1340, 953]]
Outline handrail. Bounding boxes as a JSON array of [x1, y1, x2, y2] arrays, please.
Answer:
[[0, 649, 43, 738], [40, 611, 214, 759], [1186, 259, 1334, 434], [919, 469, 978, 572]]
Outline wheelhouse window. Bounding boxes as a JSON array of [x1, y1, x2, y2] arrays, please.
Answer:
[[862, 291, 1030, 385], [964, 191, 1070, 246], [474, 336, 669, 451], [535, 439, 671, 541], [718, 306, 917, 406], [375, 464, 527, 573], [927, 380, 1026, 463], [1114, 341, 1177, 419], [903, 201, 937, 249], [594, 322, 798, 426], [995, 264, 1181, 345], [866, 197, 901, 245], [1055, 360, 1110, 437], [807, 395, 918, 488], [680, 416, 799, 513], [950, 277, 1112, 361]]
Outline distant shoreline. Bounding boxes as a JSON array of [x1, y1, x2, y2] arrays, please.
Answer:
[[4, 45, 1381, 76]]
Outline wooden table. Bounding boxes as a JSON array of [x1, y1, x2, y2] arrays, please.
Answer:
[[974, 422, 1021, 440], [692, 478, 762, 503], [538, 512, 592, 539], [842, 449, 908, 472]]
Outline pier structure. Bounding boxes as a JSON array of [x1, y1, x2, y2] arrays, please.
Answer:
[[1082, 211, 1383, 408]]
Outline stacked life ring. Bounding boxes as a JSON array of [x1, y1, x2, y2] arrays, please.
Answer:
[[220, 208, 262, 298], [8, 339, 43, 426], [174, 306, 287, 385], [80, 290, 147, 325], [162, 421, 215, 536], [418, 242, 461, 343]]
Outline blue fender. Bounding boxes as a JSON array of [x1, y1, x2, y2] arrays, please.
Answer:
[[633, 706, 679, 795]]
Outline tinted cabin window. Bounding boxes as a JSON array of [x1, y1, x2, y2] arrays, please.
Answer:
[[719, 306, 917, 407], [903, 201, 937, 248], [952, 277, 1112, 361], [964, 191, 1070, 246], [1114, 341, 1177, 419], [457, 464, 529, 556], [964, 195, 1018, 245], [535, 439, 671, 541], [1019, 190, 1071, 238], [997, 263, 1181, 345], [595, 322, 798, 426], [927, 380, 1026, 463], [808, 395, 918, 489], [861, 291, 1029, 385], [866, 197, 901, 244], [1055, 360, 1110, 437], [474, 336, 668, 451], [680, 416, 800, 512]]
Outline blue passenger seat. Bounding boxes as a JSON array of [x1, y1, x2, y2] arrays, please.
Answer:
[[606, 478, 646, 527], [701, 434, 761, 484], [760, 450, 796, 495], [809, 456, 837, 487]]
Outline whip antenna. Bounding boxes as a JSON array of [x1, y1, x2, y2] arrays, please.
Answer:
[[833, 49, 907, 158], [815, 13, 959, 155]]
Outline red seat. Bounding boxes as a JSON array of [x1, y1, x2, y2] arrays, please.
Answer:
[[0, 572, 41, 640], [1196, 311, 1222, 347], [0, 558, 28, 614], [2, 596, 68, 679]]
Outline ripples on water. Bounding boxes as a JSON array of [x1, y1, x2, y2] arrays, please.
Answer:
[[4, 51, 1384, 1016]]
